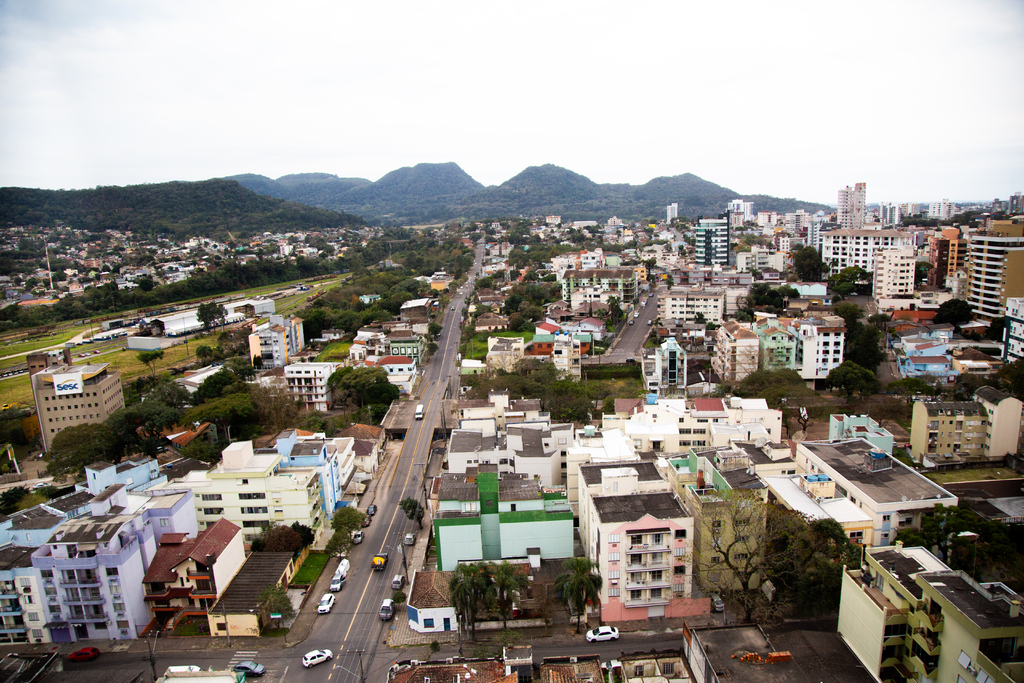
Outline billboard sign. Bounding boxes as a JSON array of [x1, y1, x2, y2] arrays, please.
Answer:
[[52, 372, 84, 396]]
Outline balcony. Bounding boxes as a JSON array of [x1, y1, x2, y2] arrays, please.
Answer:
[[905, 652, 938, 679], [623, 595, 671, 608], [910, 628, 941, 656], [627, 543, 669, 553], [67, 613, 107, 623], [0, 606, 22, 617], [64, 595, 105, 605], [624, 576, 671, 590], [59, 576, 101, 587], [626, 558, 670, 571]]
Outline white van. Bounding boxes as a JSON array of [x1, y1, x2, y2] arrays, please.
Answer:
[[391, 574, 406, 590], [379, 598, 394, 620], [166, 667, 203, 674], [414, 404, 424, 420]]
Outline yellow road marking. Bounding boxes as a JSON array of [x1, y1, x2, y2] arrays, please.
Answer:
[[342, 277, 468, 642]]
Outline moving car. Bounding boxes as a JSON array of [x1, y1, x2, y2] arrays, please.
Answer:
[[317, 593, 335, 614], [68, 648, 100, 662], [302, 650, 333, 668], [232, 662, 266, 677], [585, 626, 620, 642]]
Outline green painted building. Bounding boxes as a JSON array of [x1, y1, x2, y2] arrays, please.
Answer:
[[754, 318, 797, 371], [433, 464, 573, 571]]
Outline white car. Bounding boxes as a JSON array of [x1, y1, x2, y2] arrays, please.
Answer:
[[302, 650, 333, 668], [317, 594, 335, 614], [586, 626, 620, 642], [633, 312, 640, 318]]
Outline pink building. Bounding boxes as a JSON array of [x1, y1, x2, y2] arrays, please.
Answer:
[[578, 462, 711, 621]]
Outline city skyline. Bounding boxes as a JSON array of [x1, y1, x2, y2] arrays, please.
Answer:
[[1, 1, 1022, 205]]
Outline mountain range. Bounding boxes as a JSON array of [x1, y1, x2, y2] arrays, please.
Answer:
[[227, 163, 832, 225]]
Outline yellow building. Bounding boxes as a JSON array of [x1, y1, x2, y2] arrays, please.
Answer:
[[839, 542, 1024, 683], [151, 441, 323, 544]]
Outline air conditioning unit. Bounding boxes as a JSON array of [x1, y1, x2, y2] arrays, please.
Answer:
[[116, 612, 125, 618], [34, 639, 41, 643], [22, 587, 31, 594]]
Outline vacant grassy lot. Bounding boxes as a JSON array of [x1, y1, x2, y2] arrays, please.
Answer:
[[924, 467, 1022, 485], [0, 326, 81, 360], [317, 342, 352, 362], [291, 552, 329, 585], [462, 330, 535, 361]]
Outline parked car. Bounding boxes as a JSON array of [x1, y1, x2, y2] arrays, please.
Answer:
[[711, 593, 725, 612], [329, 575, 344, 592], [633, 312, 640, 318], [352, 530, 364, 544], [302, 650, 333, 668], [629, 320, 634, 325], [366, 504, 377, 516], [404, 532, 415, 546], [232, 662, 266, 677], [317, 594, 335, 614], [586, 626, 620, 642], [362, 516, 372, 528], [68, 648, 100, 662], [379, 598, 394, 620]]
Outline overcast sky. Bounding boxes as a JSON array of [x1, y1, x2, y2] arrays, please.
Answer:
[[1, 0, 1022, 206]]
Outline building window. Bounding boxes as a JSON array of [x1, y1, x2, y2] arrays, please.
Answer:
[[608, 534, 620, 543], [634, 667, 644, 677], [159, 518, 169, 527], [423, 618, 434, 628], [608, 553, 620, 562], [106, 568, 118, 577], [201, 494, 223, 501], [203, 508, 224, 515], [239, 493, 267, 500], [241, 507, 269, 515], [661, 663, 674, 676], [675, 529, 687, 539], [608, 588, 619, 597], [241, 479, 249, 485]]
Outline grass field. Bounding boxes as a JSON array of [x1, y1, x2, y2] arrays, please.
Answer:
[[317, 342, 352, 362], [923, 467, 1021, 485], [0, 326, 81, 360], [291, 552, 329, 585], [462, 331, 535, 361]]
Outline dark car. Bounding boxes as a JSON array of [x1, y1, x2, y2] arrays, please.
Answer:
[[366, 504, 377, 516], [233, 661, 266, 677], [68, 648, 100, 662], [362, 516, 372, 527]]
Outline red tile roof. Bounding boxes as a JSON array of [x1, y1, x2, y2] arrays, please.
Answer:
[[143, 519, 241, 584], [338, 424, 384, 440], [377, 355, 413, 366]]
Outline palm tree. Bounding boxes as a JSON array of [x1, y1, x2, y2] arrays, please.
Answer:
[[490, 561, 529, 630], [448, 563, 489, 640], [554, 556, 602, 633]]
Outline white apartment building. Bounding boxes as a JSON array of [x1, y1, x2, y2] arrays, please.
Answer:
[[284, 362, 340, 411], [657, 287, 725, 324], [565, 427, 639, 504], [249, 314, 305, 368], [756, 212, 779, 228], [838, 183, 866, 230], [666, 203, 678, 222], [695, 219, 730, 266], [879, 202, 902, 227], [727, 199, 754, 224], [873, 246, 916, 299], [603, 396, 783, 455], [821, 229, 915, 277], [792, 316, 846, 384], [1004, 297, 1024, 362], [151, 440, 324, 543], [966, 221, 1024, 322], [711, 321, 758, 382], [735, 246, 785, 273], [784, 210, 811, 233], [928, 199, 956, 220], [551, 333, 582, 379]]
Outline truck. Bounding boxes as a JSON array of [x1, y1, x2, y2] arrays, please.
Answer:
[[371, 553, 389, 571]]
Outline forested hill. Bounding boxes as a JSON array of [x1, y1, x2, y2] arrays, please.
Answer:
[[0, 179, 365, 238], [228, 163, 830, 224]]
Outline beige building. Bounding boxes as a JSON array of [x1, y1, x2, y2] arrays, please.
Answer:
[[873, 246, 916, 299], [658, 287, 726, 324], [485, 336, 526, 373], [32, 363, 124, 452], [909, 387, 1024, 467], [967, 219, 1024, 322], [838, 543, 1024, 683], [712, 321, 759, 382]]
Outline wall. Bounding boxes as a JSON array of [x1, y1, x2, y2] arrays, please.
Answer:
[[498, 515, 573, 560], [836, 571, 884, 677], [434, 519, 483, 571]]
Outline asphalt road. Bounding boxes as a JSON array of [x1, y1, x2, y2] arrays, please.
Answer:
[[585, 285, 660, 365]]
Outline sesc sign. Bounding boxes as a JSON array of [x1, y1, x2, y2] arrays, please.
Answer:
[[52, 372, 84, 396]]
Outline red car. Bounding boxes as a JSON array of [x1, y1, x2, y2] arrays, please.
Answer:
[[69, 647, 100, 662]]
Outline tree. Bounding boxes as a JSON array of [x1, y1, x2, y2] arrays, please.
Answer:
[[508, 313, 525, 332], [554, 557, 602, 633], [107, 400, 181, 457], [249, 383, 301, 432], [448, 562, 491, 640], [427, 322, 443, 338], [915, 261, 934, 286], [998, 359, 1024, 400], [137, 349, 164, 378], [182, 392, 254, 440], [324, 506, 365, 557], [887, 377, 934, 397], [196, 345, 214, 363], [181, 439, 220, 463], [933, 298, 974, 330], [291, 522, 315, 549], [257, 524, 304, 554], [328, 366, 399, 410], [257, 584, 295, 623], [197, 302, 228, 332], [826, 361, 879, 402], [792, 246, 825, 282], [146, 381, 191, 412], [985, 317, 1006, 342], [46, 423, 116, 481], [606, 296, 623, 324], [490, 561, 529, 630], [399, 497, 425, 529], [392, 589, 407, 606]]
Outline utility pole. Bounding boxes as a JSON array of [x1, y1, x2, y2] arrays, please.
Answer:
[[144, 628, 160, 682], [223, 602, 230, 647], [355, 649, 366, 683]]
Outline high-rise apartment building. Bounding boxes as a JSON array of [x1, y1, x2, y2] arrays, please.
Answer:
[[666, 203, 678, 222], [821, 229, 915, 277], [966, 220, 1024, 322], [1010, 192, 1023, 215], [694, 218, 730, 266], [32, 363, 125, 452], [838, 183, 867, 230], [925, 227, 966, 288], [928, 198, 956, 220], [874, 247, 916, 299], [879, 202, 902, 227], [1004, 297, 1024, 362], [248, 314, 304, 368], [727, 199, 753, 224]]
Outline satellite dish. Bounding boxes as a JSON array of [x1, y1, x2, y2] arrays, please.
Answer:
[[792, 431, 807, 443]]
